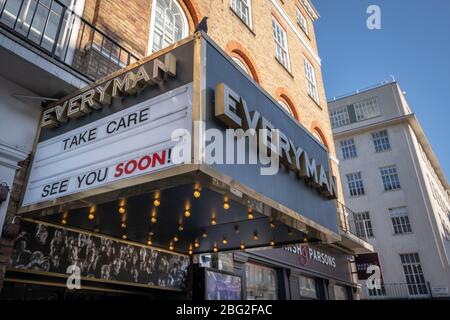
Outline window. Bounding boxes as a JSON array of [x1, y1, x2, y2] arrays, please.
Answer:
[[354, 98, 380, 121], [231, 0, 252, 28], [272, 17, 290, 70], [0, 0, 76, 56], [380, 165, 401, 191], [400, 253, 428, 296], [354, 211, 374, 238], [334, 285, 348, 300], [246, 263, 278, 300], [299, 276, 317, 299], [346, 172, 365, 196], [295, 8, 308, 35], [372, 130, 391, 152], [149, 0, 188, 53], [232, 56, 251, 75], [389, 207, 412, 234], [330, 107, 350, 128], [304, 58, 319, 103], [340, 138, 357, 159], [278, 100, 293, 115]]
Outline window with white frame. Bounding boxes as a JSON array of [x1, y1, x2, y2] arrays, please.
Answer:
[[400, 253, 428, 296], [299, 276, 317, 299], [346, 172, 365, 196], [0, 0, 78, 58], [340, 138, 357, 159], [295, 8, 308, 35], [149, 0, 188, 53], [304, 58, 319, 103], [232, 56, 250, 75], [372, 130, 391, 152], [354, 98, 380, 121], [389, 207, 412, 234], [354, 211, 374, 238], [278, 100, 293, 115], [231, 0, 252, 28], [272, 17, 290, 70], [380, 165, 401, 191], [330, 107, 350, 128]]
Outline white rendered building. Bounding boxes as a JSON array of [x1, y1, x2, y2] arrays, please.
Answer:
[[328, 81, 450, 299]]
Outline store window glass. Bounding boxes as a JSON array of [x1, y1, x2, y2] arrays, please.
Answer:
[[218, 252, 234, 272], [334, 285, 348, 300], [245, 263, 278, 300], [299, 276, 317, 299]]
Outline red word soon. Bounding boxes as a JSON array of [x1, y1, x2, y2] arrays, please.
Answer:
[[114, 149, 169, 178]]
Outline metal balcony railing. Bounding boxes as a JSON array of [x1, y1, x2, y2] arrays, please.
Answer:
[[336, 200, 370, 242], [361, 282, 432, 300], [0, 0, 139, 81]]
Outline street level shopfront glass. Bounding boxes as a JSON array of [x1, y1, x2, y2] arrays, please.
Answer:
[[299, 275, 317, 299], [245, 263, 278, 300], [334, 285, 348, 300]]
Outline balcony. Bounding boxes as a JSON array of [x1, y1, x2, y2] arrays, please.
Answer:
[[335, 200, 373, 254], [0, 0, 139, 93], [361, 282, 432, 300]]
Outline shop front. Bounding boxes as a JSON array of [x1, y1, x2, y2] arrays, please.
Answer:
[[2, 33, 346, 299]]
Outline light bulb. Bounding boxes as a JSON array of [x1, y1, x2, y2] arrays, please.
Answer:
[[194, 240, 200, 248], [121, 223, 126, 229], [202, 231, 208, 238], [88, 213, 95, 221], [122, 234, 127, 240], [222, 238, 228, 245], [213, 244, 218, 253], [61, 219, 67, 225], [189, 249, 193, 255], [173, 235, 179, 242], [178, 224, 184, 232], [248, 210, 254, 220], [253, 231, 259, 241], [240, 242, 245, 250], [211, 218, 217, 225], [118, 206, 126, 214], [223, 202, 230, 210], [153, 199, 161, 207], [270, 240, 275, 246], [184, 209, 191, 217], [169, 243, 174, 251], [193, 189, 201, 198], [147, 239, 152, 246]]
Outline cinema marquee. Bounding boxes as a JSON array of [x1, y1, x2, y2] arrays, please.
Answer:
[[13, 33, 343, 293]]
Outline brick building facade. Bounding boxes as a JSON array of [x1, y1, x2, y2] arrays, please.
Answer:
[[0, 0, 371, 299]]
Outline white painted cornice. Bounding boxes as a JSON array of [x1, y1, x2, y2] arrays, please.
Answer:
[[0, 140, 29, 169]]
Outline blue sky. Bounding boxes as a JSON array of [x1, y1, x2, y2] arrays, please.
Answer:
[[313, 0, 450, 179]]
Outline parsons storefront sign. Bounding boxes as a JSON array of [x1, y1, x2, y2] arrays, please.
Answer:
[[22, 51, 193, 207], [284, 244, 336, 268]]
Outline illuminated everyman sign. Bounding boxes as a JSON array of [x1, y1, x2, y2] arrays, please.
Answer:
[[41, 53, 177, 128], [214, 83, 337, 199]]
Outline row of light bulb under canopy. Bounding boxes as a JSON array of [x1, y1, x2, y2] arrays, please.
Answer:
[[74, 185, 309, 252]]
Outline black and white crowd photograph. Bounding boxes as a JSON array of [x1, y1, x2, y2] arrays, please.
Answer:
[[11, 221, 189, 290]]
